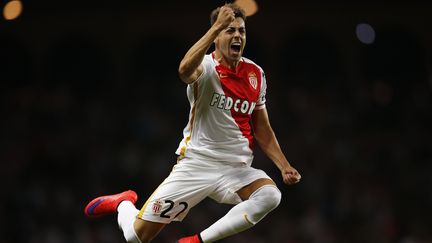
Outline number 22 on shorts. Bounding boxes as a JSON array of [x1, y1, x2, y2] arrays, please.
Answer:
[[152, 200, 189, 219]]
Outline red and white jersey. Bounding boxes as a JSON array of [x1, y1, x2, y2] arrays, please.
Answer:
[[176, 53, 267, 165]]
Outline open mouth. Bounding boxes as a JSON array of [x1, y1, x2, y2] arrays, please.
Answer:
[[230, 43, 241, 53]]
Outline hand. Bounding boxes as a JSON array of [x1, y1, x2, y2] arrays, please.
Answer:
[[281, 166, 301, 185], [214, 6, 235, 30]]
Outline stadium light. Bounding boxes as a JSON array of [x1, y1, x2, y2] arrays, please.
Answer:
[[234, 0, 258, 17], [356, 23, 376, 45], [3, 0, 23, 21]]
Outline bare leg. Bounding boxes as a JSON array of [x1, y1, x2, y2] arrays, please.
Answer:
[[133, 219, 166, 243], [236, 178, 276, 200]]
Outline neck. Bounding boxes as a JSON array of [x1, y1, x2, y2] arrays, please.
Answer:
[[214, 51, 240, 70]]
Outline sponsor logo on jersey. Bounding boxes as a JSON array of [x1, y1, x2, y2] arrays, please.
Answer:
[[248, 72, 258, 89], [219, 73, 229, 79], [152, 199, 162, 214], [210, 92, 256, 115]]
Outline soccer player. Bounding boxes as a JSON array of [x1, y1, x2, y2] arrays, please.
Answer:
[[84, 3, 301, 243]]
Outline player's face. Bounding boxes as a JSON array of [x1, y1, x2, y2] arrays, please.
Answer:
[[215, 17, 246, 63]]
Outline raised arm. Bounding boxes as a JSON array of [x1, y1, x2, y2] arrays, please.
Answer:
[[252, 108, 301, 185], [178, 6, 234, 84]]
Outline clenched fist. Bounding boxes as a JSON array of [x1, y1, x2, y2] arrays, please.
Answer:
[[281, 166, 301, 185]]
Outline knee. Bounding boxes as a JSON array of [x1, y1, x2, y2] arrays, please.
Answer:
[[258, 185, 281, 211], [248, 185, 281, 223], [270, 187, 282, 210]]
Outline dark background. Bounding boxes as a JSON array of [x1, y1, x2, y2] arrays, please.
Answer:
[[1, 0, 431, 242]]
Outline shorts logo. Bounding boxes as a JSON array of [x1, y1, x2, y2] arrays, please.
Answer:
[[152, 199, 162, 214], [248, 72, 257, 90]]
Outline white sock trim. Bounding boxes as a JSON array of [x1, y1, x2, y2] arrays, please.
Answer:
[[248, 184, 280, 199]]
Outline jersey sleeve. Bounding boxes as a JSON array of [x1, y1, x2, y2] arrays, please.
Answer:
[[255, 70, 267, 110]]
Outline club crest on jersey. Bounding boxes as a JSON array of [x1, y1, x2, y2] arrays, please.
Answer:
[[152, 199, 162, 214], [248, 72, 258, 90]]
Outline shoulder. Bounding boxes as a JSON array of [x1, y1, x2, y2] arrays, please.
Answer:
[[200, 54, 217, 74], [242, 57, 265, 74], [203, 53, 216, 65], [204, 53, 212, 61], [194, 53, 218, 83], [200, 53, 218, 73]]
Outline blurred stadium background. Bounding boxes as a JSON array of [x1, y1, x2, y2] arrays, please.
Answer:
[[1, 0, 431, 242]]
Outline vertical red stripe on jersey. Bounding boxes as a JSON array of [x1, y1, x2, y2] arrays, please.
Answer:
[[216, 61, 262, 149]]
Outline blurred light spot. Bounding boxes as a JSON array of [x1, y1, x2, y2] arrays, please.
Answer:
[[356, 23, 375, 44], [3, 0, 23, 20], [234, 0, 258, 17]]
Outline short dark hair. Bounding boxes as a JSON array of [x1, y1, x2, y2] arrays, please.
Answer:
[[210, 3, 246, 26]]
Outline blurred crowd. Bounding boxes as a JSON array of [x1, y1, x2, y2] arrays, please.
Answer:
[[1, 1, 431, 243]]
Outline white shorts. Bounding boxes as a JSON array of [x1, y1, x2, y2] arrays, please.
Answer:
[[137, 158, 272, 224]]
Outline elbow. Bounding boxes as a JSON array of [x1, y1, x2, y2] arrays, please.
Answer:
[[178, 63, 192, 84], [178, 62, 187, 77], [178, 59, 193, 77], [178, 62, 187, 76], [179, 61, 200, 84]]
